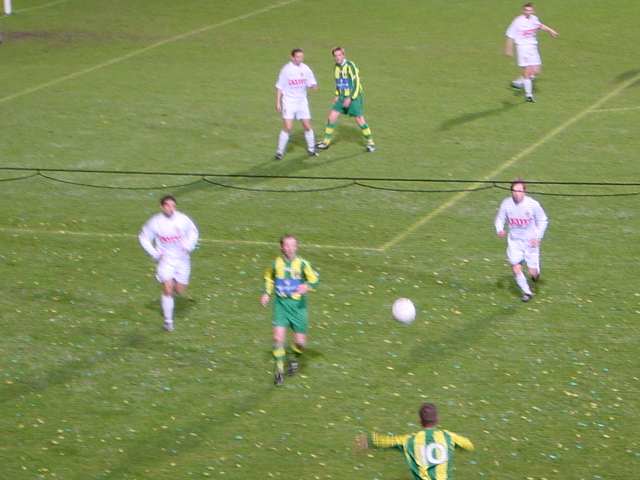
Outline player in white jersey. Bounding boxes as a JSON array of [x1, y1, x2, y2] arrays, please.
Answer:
[[505, 2, 558, 102], [495, 180, 549, 302], [138, 195, 199, 331], [274, 48, 318, 160]]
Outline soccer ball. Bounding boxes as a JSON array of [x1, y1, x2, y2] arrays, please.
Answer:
[[392, 298, 416, 325]]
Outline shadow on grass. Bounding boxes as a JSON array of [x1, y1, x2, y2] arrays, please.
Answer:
[[439, 101, 521, 131], [613, 69, 640, 87]]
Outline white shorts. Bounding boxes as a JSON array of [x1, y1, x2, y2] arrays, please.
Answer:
[[516, 44, 542, 67], [506, 238, 540, 271], [156, 256, 191, 285], [282, 97, 311, 120]]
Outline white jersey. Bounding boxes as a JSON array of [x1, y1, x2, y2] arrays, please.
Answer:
[[495, 196, 548, 241], [506, 14, 542, 46], [275, 61, 317, 100], [139, 211, 199, 261]]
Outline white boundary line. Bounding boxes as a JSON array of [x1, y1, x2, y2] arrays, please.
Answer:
[[16, 0, 71, 13], [380, 71, 640, 251], [589, 105, 640, 113], [0, 227, 382, 252], [0, 0, 300, 104]]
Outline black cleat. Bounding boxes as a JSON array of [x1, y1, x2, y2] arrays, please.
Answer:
[[287, 360, 299, 376], [521, 293, 534, 302], [531, 274, 540, 283], [365, 143, 376, 153], [526, 96, 535, 103], [315, 142, 330, 151], [274, 152, 283, 160], [274, 371, 284, 386], [307, 149, 318, 157]]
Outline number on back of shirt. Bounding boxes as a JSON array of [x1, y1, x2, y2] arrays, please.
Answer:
[[420, 442, 448, 466]]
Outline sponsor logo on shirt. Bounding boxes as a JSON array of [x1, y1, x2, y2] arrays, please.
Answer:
[[288, 78, 307, 86], [275, 278, 302, 296], [159, 235, 182, 243], [508, 217, 532, 227]]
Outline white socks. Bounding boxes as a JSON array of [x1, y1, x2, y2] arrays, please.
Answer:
[[277, 130, 290, 155], [304, 129, 315, 151], [161, 294, 174, 323], [524, 78, 533, 97], [514, 271, 533, 295]]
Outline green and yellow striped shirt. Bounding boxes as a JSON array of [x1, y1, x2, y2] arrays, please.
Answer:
[[264, 256, 319, 301], [334, 59, 362, 99], [370, 428, 474, 480]]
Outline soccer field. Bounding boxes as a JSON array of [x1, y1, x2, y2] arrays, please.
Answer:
[[1, 0, 639, 478]]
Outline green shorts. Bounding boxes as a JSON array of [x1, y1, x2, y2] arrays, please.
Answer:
[[332, 95, 364, 117], [272, 297, 308, 334]]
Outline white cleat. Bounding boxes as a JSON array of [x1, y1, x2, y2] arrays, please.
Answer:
[[163, 321, 174, 332]]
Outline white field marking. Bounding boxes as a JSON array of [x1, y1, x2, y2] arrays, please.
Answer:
[[380, 71, 640, 251], [16, 0, 71, 13], [589, 105, 640, 113], [0, 0, 300, 104], [0, 227, 383, 252]]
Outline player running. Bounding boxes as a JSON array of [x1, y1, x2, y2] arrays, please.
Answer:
[[260, 234, 319, 386], [138, 195, 199, 332], [274, 48, 319, 160], [356, 403, 474, 480], [495, 180, 549, 302], [316, 47, 375, 152], [505, 2, 559, 102]]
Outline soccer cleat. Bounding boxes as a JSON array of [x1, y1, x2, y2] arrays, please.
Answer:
[[274, 371, 285, 386], [531, 274, 540, 283], [365, 143, 376, 153], [287, 360, 299, 376], [315, 142, 330, 151], [521, 293, 534, 302], [307, 149, 318, 157], [163, 321, 174, 332], [526, 96, 536, 103], [274, 152, 283, 160]]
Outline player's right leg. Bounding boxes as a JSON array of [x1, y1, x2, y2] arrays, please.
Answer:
[[317, 108, 341, 150], [161, 280, 176, 331], [275, 118, 294, 160], [507, 242, 533, 300], [355, 115, 375, 152], [272, 326, 287, 385]]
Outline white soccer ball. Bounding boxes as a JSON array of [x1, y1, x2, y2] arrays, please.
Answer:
[[392, 298, 416, 325]]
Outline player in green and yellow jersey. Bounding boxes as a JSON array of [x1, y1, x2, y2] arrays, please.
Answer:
[[316, 47, 376, 153], [356, 403, 474, 480], [260, 234, 319, 386]]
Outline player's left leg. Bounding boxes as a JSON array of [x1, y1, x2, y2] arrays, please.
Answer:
[[355, 115, 375, 152], [524, 246, 541, 284], [288, 332, 306, 376], [300, 118, 317, 156]]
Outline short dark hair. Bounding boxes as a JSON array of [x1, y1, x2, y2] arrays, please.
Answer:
[[291, 48, 303, 57], [331, 46, 344, 56], [510, 179, 527, 191], [160, 195, 177, 206], [279, 234, 298, 246], [419, 403, 439, 427], [523, 2, 534, 8]]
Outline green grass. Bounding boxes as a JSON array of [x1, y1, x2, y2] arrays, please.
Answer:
[[1, 1, 640, 479]]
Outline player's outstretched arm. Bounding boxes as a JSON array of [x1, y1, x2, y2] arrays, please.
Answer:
[[540, 24, 559, 37], [368, 431, 409, 450], [449, 431, 475, 451]]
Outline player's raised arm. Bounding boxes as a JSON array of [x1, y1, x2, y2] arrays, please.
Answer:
[[138, 222, 160, 259]]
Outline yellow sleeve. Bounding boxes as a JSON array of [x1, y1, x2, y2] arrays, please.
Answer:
[[264, 264, 275, 295], [302, 260, 319, 289], [449, 431, 474, 451], [370, 432, 410, 449], [348, 63, 361, 99]]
